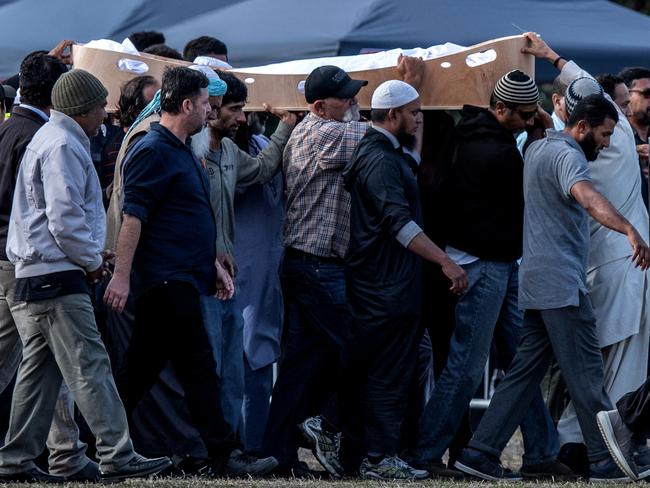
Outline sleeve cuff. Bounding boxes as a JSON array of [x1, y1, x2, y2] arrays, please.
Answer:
[[271, 121, 293, 143], [122, 203, 148, 224], [396, 220, 423, 248], [85, 254, 103, 273]]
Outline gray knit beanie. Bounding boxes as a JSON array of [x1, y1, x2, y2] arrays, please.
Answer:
[[565, 77, 603, 116], [52, 69, 108, 116]]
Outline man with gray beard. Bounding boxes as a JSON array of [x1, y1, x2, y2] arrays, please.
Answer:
[[264, 59, 424, 477]]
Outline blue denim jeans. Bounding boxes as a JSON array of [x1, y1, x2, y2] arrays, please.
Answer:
[[242, 359, 274, 453], [201, 295, 245, 438], [408, 259, 558, 466], [263, 252, 350, 466]]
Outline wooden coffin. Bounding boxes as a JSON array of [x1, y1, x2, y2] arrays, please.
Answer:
[[230, 35, 534, 110], [72, 44, 191, 112], [73, 35, 533, 112]]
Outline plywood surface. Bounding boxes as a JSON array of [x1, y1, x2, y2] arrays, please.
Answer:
[[74, 35, 534, 112]]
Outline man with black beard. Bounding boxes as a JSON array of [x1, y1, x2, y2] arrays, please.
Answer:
[[341, 80, 466, 480], [454, 93, 650, 482]]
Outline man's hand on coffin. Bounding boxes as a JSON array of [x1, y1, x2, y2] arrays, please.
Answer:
[[49, 39, 74, 65], [262, 103, 298, 126], [521, 32, 560, 66], [397, 54, 425, 91]]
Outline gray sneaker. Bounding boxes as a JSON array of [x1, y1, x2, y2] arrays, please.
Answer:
[[100, 453, 172, 483], [596, 409, 638, 480], [360, 456, 429, 480], [226, 449, 278, 476], [299, 416, 344, 477]]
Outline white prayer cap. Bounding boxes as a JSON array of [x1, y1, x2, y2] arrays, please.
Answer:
[[371, 80, 419, 109], [193, 55, 233, 70]]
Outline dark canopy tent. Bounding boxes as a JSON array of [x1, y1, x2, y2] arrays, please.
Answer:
[[1, 0, 649, 82]]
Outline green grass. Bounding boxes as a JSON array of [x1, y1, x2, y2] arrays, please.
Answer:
[[0, 480, 630, 488]]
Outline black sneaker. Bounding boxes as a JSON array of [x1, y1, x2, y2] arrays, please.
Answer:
[[65, 460, 100, 482], [589, 457, 631, 483], [596, 409, 638, 480], [413, 460, 464, 479], [268, 460, 320, 478], [100, 453, 172, 483], [454, 448, 521, 481], [226, 449, 278, 476], [0, 467, 63, 483], [519, 459, 577, 481], [298, 416, 344, 478], [558, 442, 590, 478]]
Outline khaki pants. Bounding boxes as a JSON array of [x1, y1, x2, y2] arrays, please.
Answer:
[[0, 261, 91, 475], [0, 287, 134, 474]]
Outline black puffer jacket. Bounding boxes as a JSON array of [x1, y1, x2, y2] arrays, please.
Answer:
[[0, 106, 47, 260], [444, 105, 524, 262]]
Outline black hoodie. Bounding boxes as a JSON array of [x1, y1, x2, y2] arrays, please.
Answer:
[[444, 105, 524, 262]]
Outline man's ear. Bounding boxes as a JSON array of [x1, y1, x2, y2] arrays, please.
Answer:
[[494, 100, 508, 116], [312, 100, 326, 117], [181, 98, 193, 115], [576, 119, 590, 135]]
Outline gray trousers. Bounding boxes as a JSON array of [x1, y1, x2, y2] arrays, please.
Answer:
[[0, 284, 134, 474], [469, 292, 612, 462], [0, 261, 92, 475]]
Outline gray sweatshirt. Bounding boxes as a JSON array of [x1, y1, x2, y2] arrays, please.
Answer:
[[7, 110, 105, 278], [205, 122, 292, 263]]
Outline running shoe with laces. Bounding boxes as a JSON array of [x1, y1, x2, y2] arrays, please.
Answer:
[[226, 449, 279, 476], [299, 416, 344, 477], [359, 455, 429, 480], [596, 409, 638, 480], [454, 448, 522, 481]]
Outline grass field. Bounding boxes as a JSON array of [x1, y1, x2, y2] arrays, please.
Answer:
[[0, 432, 630, 486]]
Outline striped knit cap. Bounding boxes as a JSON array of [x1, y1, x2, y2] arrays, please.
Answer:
[[493, 70, 538, 105], [52, 69, 108, 116], [565, 77, 603, 116]]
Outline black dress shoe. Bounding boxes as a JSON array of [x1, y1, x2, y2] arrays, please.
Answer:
[[0, 467, 63, 483]]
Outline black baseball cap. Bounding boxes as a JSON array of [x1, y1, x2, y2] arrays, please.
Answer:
[[304, 65, 368, 103]]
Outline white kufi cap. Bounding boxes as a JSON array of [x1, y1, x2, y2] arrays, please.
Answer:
[[371, 80, 419, 109]]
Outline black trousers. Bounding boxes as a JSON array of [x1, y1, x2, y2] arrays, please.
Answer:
[[118, 280, 238, 459], [618, 375, 650, 437], [337, 305, 421, 456]]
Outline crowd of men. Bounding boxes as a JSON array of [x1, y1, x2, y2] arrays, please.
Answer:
[[0, 29, 650, 483]]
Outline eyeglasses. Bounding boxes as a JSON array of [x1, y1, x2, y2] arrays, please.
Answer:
[[630, 89, 650, 99], [503, 101, 537, 121]]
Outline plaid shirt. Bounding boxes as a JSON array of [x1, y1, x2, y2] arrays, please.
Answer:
[[283, 112, 368, 258]]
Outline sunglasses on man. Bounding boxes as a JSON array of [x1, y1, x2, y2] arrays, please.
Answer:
[[630, 89, 650, 99]]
